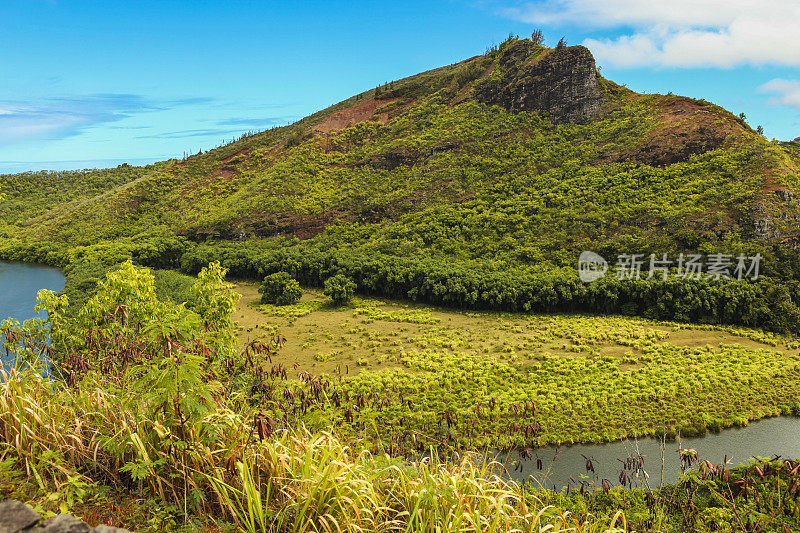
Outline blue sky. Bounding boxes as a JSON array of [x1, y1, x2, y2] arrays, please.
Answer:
[[1, 0, 799, 173]]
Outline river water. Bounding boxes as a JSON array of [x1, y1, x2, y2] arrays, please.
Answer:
[[495, 415, 800, 489], [0, 261, 65, 323], [0, 261, 65, 368], [1, 260, 798, 488]]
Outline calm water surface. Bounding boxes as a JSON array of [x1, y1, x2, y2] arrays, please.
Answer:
[[0, 261, 65, 368], [0, 261, 65, 323], [473, 416, 800, 489]]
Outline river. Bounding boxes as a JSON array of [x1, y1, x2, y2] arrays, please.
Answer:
[[495, 415, 800, 489], [0, 261, 65, 368], [1, 260, 798, 489], [0, 261, 65, 323]]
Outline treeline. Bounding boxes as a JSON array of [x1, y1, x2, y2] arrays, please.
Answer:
[[180, 242, 800, 333], [0, 166, 147, 224], [3, 235, 798, 333]]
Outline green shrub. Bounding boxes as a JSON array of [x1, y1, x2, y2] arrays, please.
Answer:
[[153, 269, 197, 307], [259, 272, 303, 305], [453, 60, 485, 88], [323, 274, 355, 305]]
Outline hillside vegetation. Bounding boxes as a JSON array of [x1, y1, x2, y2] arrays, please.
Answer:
[[2, 37, 800, 337], [3, 37, 798, 244]]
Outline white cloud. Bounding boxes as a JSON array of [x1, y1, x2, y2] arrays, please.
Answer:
[[0, 95, 214, 146], [503, 0, 777, 27], [759, 79, 800, 109], [500, 0, 800, 68]]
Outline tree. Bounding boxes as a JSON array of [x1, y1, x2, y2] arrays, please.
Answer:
[[191, 261, 240, 353], [323, 274, 356, 305], [259, 272, 302, 305]]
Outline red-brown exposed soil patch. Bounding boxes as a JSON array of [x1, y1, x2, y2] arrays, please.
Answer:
[[760, 174, 786, 196], [210, 168, 238, 179], [610, 95, 744, 166], [313, 97, 402, 134], [221, 148, 250, 164]]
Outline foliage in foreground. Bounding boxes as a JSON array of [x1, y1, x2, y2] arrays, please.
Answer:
[[3, 354, 800, 533], [0, 264, 626, 532], [538, 453, 800, 532]]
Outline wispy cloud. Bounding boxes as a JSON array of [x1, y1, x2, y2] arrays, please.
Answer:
[[498, 0, 800, 68], [136, 128, 244, 139], [107, 125, 152, 130], [759, 79, 800, 109], [168, 97, 216, 107], [0, 94, 214, 146], [135, 115, 298, 139], [217, 116, 297, 127]]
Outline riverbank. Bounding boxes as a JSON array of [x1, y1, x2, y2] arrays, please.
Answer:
[[2, 260, 800, 531], [493, 414, 800, 489]]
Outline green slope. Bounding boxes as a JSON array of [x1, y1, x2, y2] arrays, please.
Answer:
[[2, 36, 800, 331], [5, 37, 797, 245]]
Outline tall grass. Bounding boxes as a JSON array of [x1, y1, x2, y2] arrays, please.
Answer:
[[0, 367, 624, 532]]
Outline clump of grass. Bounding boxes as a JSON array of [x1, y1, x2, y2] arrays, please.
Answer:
[[254, 300, 321, 320], [313, 350, 339, 362], [354, 305, 440, 325]]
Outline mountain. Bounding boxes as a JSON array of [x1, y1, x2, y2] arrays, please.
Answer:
[[3, 36, 799, 250], [3, 35, 800, 331]]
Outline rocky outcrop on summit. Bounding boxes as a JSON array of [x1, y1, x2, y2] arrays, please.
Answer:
[[474, 44, 602, 124]]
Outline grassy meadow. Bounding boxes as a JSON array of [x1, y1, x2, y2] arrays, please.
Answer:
[[231, 282, 800, 449]]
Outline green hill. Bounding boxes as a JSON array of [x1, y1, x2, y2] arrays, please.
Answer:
[[3, 35, 800, 331]]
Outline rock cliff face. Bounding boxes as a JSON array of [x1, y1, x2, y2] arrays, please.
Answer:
[[750, 188, 800, 241], [474, 44, 603, 124]]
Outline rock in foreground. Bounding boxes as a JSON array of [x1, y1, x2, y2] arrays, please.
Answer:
[[0, 500, 132, 533]]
